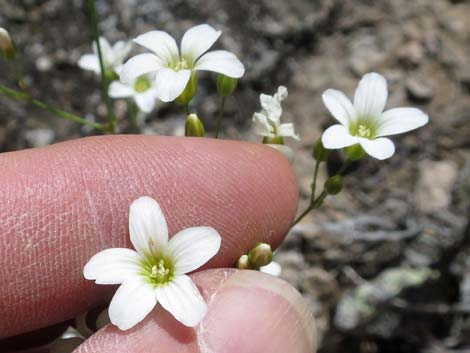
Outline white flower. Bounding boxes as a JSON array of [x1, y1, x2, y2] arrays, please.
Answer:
[[78, 37, 132, 76], [260, 261, 282, 276], [321, 72, 429, 160], [108, 74, 158, 113], [252, 86, 300, 141], [83, 196, 221, 330], [120, 24, 245, 102]]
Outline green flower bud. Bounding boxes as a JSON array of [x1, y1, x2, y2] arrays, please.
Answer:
[[324, 175, 343, 195], [176, 73, 197, 105], [248, 243, 273, 269], [185, 113, 205, 137], [345, 144, 366, 160], [262, 136, 284, 145], [313, 139, 330, 161], [237, 254, 250, 270], [0, 27, 16, 60], [217, 74, 238, 97]]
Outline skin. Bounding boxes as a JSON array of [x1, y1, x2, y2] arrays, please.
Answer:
[[0, 136, 316, 352]]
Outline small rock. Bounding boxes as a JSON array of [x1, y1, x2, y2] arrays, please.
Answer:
[[36, 56, 53, 72], [25, 128, 55, 148], [397, 41, 424, 67], [416, 160, 458, 213], [406, 77, 434, 103]]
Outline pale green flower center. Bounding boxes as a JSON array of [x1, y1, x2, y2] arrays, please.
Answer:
[[170, 58, 190, 71], [349, 118, 379, 139], [134, 76, 152, 93], [141, 254, 174, 287]]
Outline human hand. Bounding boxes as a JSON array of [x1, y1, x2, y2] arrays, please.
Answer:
[[0, 136, 316, 352]]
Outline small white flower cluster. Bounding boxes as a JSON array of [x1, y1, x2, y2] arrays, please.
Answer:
[[254, 73, 428, 160], [78, 24, 244, 114]]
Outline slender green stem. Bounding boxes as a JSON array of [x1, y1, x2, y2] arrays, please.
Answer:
[[128, 99, 139, 132], [337, 158, 353, 176], [215, 96, 226, 138], [293, 158, 353, 226], [88, 0, 116, 133], [310, 160, 321, 203], [13, 56, 28, 93], [0, 83, 106, 130], [185, 103, 190, 115], [293, 190, 327, 226]]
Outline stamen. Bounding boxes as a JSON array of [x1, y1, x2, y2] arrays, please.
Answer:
[[358, 124, 372, 138]]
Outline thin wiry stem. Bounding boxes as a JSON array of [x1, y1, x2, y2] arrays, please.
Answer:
[[88, 0, 117, 133], [215, 96, 226, 138], [0, 83, 106, 130]]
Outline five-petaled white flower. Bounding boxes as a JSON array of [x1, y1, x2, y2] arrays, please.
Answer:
[[321, 72, 429, 160], [252, 86, 300, 141], [120, 24, 245, 102], [109, 74, 158, 113], [78, 37, 132, 76], [83, 196, 221, 330]]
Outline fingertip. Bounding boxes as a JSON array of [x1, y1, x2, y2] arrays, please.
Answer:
[[74, 269, 316, 353]]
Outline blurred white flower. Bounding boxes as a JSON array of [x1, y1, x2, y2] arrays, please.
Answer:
[[108, 74, 158, 113], [84, 196, 221, 330], [120, 24, 245, 102], [260, 261, 282, 276], [252, 86, 300, 141], [78, 37, 132, 76], [321, 72, 429, 160]]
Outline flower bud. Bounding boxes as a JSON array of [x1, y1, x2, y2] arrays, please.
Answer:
[[248, 243, 273, 269], [0, 27, 15, 60], [262, 136, 284, 145], [176, 73, 197, 105], [185, 113, 205, 137], [313, 139, 330, 161], [345, 144, 365, 160], [237, 254, 250, 270], [217, 74, 238, 97], [324, 175, 343, 195]]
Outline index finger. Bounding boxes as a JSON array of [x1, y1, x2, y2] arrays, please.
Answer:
[[0, 135, 298, 338]]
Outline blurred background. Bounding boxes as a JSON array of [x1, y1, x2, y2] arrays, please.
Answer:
[[0, 0, 469, 352]]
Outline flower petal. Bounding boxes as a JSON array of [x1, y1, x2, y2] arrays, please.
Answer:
[[112, 40, 133, 64], [278, 123, 300, 140], [194, 50, 245, 78], [260, 261, 282, 276], [83, 248, 141, 284], [93, 37, 113, 62], [78, 54, 100, 74], [260, 94, 282, 125], [252, 112, 274, 137], [322, 89, 356, 127], [108, 277, 157, 330], [156, 275, 207, 327], [129, 196, 168, 256], [376, 107, 429, 137], [120, 53, 164, 83], [353, 72, 388, 119], [154, 68, 191, 102], [169, 226, 221, 275], [135, 90, 157, 113], [108, 81, 134, 98], [134, 30, 179, 64], [181, 24, 221, 63], [321, 124, 358, 149], [358, 137, 395, 160]]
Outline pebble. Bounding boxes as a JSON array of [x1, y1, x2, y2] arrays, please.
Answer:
[[406, 77, 434, 103], [415, 160, 458, 213]]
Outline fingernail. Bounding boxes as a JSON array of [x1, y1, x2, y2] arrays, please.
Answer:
[[196, 270, 316, 353]]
